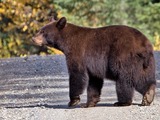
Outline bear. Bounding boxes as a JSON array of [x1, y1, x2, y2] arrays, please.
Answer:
[[32, 17, 156, 107]]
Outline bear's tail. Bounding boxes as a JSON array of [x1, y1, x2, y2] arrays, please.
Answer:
[[137, 51, 154, 70]]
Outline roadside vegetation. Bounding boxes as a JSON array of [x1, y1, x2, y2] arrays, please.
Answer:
[[0, 0, 160, 58]]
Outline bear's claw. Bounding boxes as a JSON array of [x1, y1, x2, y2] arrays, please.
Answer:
[[68, 98, 80, 107], [80, 102, 96, 108]]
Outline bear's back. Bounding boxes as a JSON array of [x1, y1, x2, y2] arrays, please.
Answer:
[[82, 25, 153, 58]]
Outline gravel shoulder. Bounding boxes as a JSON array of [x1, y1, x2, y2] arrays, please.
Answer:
[[0, 51, 160, 120], [0, 104, 160, 120]]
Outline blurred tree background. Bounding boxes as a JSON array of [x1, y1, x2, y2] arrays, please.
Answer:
[[0, 0, 160, 58]]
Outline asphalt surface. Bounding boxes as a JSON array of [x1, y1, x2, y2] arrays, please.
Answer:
[[0, 51, 160, 120]]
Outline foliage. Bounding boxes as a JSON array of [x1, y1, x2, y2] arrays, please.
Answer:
[[0, 0, 57, 58], [54, 0, 160, 42], [0, 0, 160, 58], [54, 0, 129, 26], [154, 33, 160, 50]]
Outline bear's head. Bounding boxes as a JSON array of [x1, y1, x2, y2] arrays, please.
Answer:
[[32, 17, 67, 47]]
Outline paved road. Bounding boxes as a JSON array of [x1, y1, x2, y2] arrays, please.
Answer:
[[0, 52, 160, 120], [0, 52, 159, 108]]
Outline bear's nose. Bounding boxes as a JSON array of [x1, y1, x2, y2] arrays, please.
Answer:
[[32, 37, 35, 42]]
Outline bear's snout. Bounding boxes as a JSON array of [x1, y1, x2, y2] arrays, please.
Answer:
[[31, 34, 47, 46], [32, 37, 38, 44]]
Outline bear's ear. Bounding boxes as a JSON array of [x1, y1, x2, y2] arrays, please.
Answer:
[[56, 17, 67, 30]]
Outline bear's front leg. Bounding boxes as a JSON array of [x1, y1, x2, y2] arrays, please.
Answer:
[[68, 71, 88, 107]]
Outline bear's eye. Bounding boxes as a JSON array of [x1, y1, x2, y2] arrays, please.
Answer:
[[40, 30, 45, 34]]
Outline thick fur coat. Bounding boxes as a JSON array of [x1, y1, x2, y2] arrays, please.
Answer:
[[33, 17, 156, 107]]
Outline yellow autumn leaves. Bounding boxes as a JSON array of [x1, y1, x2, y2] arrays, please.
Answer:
[[154, 34, 160, 51]]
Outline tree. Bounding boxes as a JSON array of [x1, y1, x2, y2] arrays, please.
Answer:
[[127, 0, 160, 41], [54, 0, 129, 26], [54, 0, 160, 43], [0, 0, 56, 58], [0, 0, 160, 58]]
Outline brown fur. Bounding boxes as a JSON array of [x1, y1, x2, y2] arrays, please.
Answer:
[[33, 17, 156, 107]]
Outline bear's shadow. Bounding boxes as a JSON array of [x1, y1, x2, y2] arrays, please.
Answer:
[[6, 102, 141, 109]]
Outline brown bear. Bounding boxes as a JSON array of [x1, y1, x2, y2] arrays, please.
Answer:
[[32, 17, 156, 107]]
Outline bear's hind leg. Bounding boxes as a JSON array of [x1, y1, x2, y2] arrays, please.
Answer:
[[114, 80, 134, 106], [84, 75, 103, 107], [136, 83, 156, 106], [142, 84, 156, 106]]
